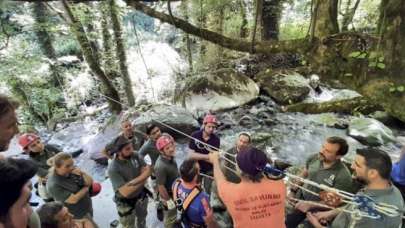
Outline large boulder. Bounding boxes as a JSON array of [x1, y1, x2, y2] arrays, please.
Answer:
[[175, 68, 259, 113], [348, 117, 396, 146], [133, 105, 199, 138], [256, 70, 311, 104]]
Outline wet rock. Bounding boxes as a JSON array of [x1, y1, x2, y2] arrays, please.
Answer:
[[133, 105, 199, 138], [48, 122, 89, 153], [256, 70, 311, 105], [348, 117, 396, 146], [238, 115, 254, 127], [174, 68, 259, 113], [308, 113, 349, 129]]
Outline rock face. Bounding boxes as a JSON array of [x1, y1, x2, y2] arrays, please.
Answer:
[[256, 70, 311, 104], [348, 117, 396, 146], [133, 105, 199, 138], [175, 68, 259, 113]]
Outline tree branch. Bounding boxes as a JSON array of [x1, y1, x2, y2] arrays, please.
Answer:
[[125, 1, 310, 55]]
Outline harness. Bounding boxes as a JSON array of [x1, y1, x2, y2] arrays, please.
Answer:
[[173, 179, 206, 228]]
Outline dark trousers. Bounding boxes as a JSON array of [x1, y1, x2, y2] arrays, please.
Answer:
[[286, 209, 306, 228]]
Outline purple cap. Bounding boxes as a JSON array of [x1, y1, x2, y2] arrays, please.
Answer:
[[236, 147, 267, 176]]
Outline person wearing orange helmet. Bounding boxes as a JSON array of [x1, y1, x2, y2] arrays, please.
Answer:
[[154, 134, 180, 228], [188, 114, 220, 193]]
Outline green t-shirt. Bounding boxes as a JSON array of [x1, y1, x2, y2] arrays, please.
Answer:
[[108, 153, 147, 199], [46, 172, 92, 219], [29, 144, 59, 178], [154, 156, 179, 194], [300, 154, 354, 201], [138, 139, 160, 166], [331, 185, 404, 228]]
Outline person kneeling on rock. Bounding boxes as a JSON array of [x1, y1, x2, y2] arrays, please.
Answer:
[[107, 136, 152, 228]]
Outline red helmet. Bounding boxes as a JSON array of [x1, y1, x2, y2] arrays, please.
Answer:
[[18, 133, 39, 149], [156, 135, 174, 151], [203, 114, 218, 125], [90, 182, 102, 197]]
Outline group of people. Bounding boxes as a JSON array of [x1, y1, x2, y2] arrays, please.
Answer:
[[2, 93, 405, 228]]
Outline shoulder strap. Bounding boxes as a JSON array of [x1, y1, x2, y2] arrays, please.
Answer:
[[172, 179, 182, 201], [182, 186, 202, 211]]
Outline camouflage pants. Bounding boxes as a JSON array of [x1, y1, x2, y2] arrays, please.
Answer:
[[163, 206, 178, 228], [116, 197, 148, 228]]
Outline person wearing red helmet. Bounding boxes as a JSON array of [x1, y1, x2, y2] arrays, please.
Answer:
[[188, 114, 220, 193], [154, 134, 180, 228], [19, 133, 61, 201], [107, 135, 152, 228]]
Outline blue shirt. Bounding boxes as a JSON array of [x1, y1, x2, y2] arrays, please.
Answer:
[[391, 157, 405, 185], [175, 182, 209, 227], [189, 130, 220, 173]]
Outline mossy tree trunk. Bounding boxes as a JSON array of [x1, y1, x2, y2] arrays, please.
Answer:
[[32, 2, 62, 88], [261, 0, 282, 40], [62, 0, 122, 113], [285, 97, 383, 115], [100, 1, 119, 80], [180, 1, 193, 71], [239, 0, 248, 38], [109, 0, 136, 107], [310, 0, 339, 38]]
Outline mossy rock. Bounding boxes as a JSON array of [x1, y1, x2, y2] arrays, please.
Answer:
[[256, 70, 311, 105], [175, 68, 259, 113]]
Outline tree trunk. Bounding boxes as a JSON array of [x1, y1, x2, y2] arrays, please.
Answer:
[[61, 0, 122, 113], [100, 1, 119, 79], [261, 0, 282, 40], [83, 3, 102, 64], [32, 2, 62, 88], [310, 0, 339, 38], [341, 0, 361, 31], [254, 0, 263, 41], [125, 1, 308, 54], [378, 0, 405, 76], [109, 0, 136, 106], [180, 1, 193, 71], [239, 0, 248, 38], [285, 97, 383, 115]]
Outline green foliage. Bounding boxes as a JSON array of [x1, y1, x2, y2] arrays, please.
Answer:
[[54, 36, 82, 57], [348, 51, 386, 70], [389, 85, 405, 93]]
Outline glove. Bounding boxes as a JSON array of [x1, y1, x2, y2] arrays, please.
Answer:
[[167, 199, 176, 210], [144, 154, 152, 166]]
